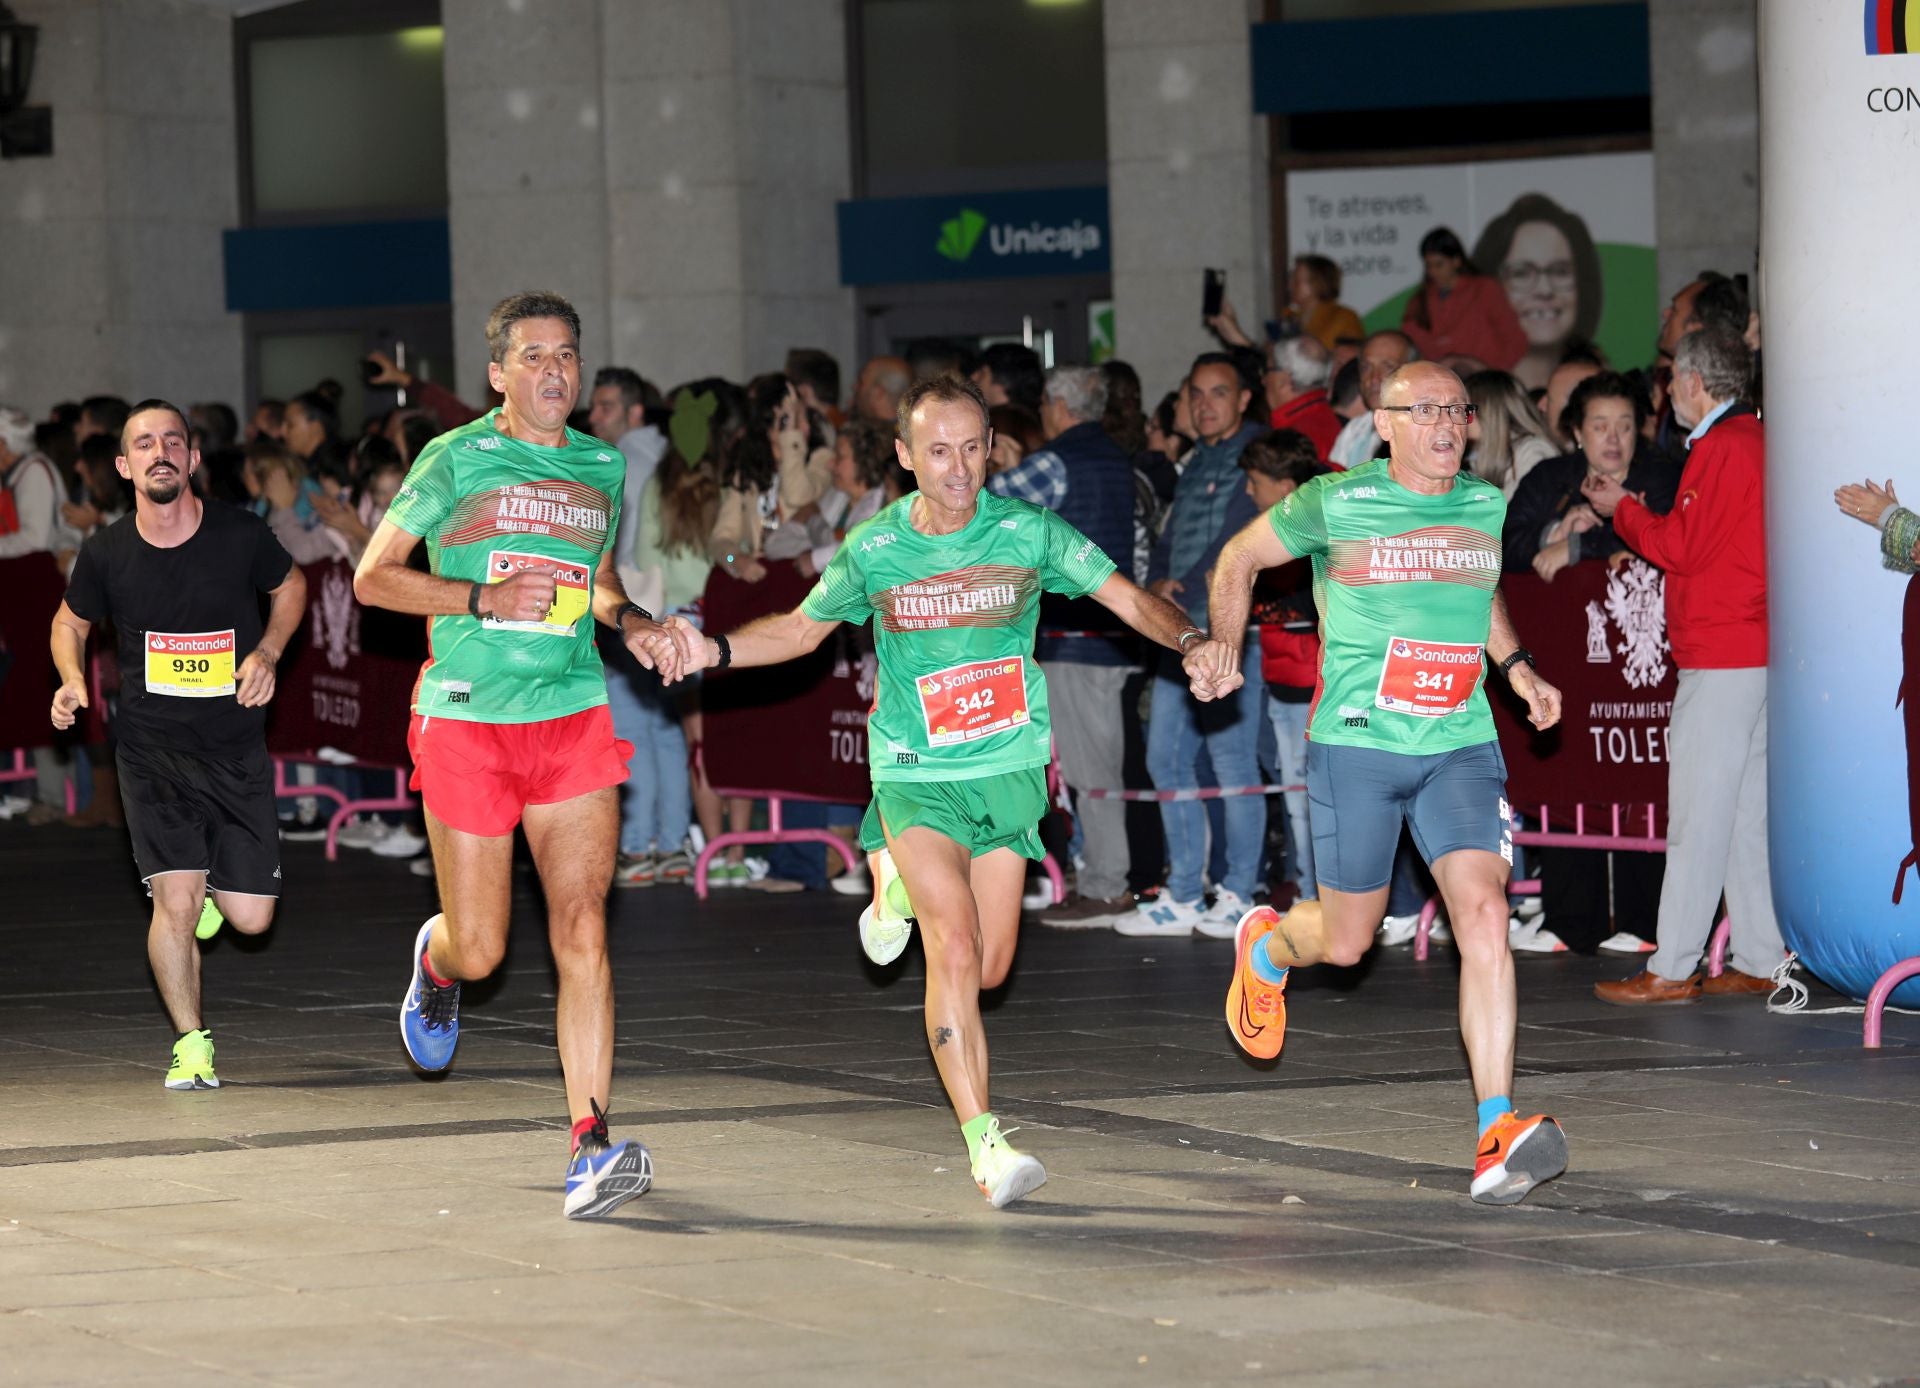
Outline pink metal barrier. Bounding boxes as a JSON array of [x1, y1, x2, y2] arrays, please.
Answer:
[[693, 790, 862, 900], [271, 757, 414, 862], [1412, 801, 1730, 967]]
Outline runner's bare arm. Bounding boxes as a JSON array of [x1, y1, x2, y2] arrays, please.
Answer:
[[1488, 588, 1563, 731], [236, 565, 308, 708], [1087, 571, 1202, 652], [48, 602, 92, 730], [661, 607, 838, 681], [1186, 514, 1299, 701], [354, 517, 558, 622]]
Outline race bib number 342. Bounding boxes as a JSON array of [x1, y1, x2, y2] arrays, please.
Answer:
[[1374, 636, 1481, 718], [917, 657, 1030, 747], [145, 629, 236, 698]]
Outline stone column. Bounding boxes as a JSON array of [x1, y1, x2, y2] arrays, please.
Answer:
[[1103, 0, 1269, 404], [0, 0, 241, 415], [1649, 0, 1759, 298]]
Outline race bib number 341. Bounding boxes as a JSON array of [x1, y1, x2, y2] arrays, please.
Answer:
[[918, 657, 1030, 747], [1375, 636, 1481, 718], [146, 629, 236, 698], [486, 550, 591, 636]]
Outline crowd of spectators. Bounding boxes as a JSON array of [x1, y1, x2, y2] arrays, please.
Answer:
[[0, 246, 1766, 956]]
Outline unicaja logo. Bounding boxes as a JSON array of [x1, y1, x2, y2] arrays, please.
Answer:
[[936, 208, 987, 261], [935, 206, 1104, 263]]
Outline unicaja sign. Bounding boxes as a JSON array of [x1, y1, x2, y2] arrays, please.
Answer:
[[936, 206, 1103, 263]]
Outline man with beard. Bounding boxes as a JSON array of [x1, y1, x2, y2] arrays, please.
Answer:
[[354, 290, 683, 1219], [50, 401, 306, 1090]]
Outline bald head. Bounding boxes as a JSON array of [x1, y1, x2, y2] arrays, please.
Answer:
[[1382, 361, 1465, 407]]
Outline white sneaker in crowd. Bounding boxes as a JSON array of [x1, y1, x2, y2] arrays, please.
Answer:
[[1597, 930, 1657, 955], [1115, 895, 1206, 937], [1508, 916, 1569, 954], [1194, 889, 1254, 940], [830, 864, 872, 896], [1515, 897, 1545, 920], [1021, 877, 1056, 911], [408, 856, 435, 878], [335, 816, 388, 850], [1377, 912, 1421, 947], [372, 825, 429, 858]]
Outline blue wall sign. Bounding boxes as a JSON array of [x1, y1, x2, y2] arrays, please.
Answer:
[[837, 186, 1109, 286]]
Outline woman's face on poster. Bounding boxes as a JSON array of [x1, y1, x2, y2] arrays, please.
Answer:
[[1500, 220, 1579, 349]]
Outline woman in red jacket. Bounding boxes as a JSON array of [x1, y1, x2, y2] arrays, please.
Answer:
[[1401, 227, 1528, 372]]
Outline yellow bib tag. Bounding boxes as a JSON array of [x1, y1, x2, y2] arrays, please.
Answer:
[[145, 629, 237, 698], [485, 550, 591, 636]]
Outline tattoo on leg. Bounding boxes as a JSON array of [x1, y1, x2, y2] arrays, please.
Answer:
[[932, 1026, 953, 1049], [1277, 924, 1302, 959]]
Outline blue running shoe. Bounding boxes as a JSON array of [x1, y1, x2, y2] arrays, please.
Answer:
[[400, 915, 460, 1072], [564, 1100, 654, 1219]]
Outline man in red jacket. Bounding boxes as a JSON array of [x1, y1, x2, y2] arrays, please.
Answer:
[[1263, 336, 1342, 461], [1581, 325, 1783, 1003]]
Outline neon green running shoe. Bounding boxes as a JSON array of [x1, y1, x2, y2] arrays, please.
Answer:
[[969, 1114, 1046, 1209], [164, 1029, 219, 1090], [858, 848, 915, 965], [195, 896, 225, 941]]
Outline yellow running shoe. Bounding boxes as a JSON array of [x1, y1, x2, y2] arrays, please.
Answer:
[[858, 848, 915, 965], [165, 1029, 219, 1090], [970, 1114, 1047, 1209], [195, 896, 225, 941]]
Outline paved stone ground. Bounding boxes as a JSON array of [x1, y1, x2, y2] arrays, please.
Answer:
[[4, 823, 1919, 1387]]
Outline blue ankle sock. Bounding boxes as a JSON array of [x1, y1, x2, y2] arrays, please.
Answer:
[[1248, 938, 1290, 985], [1477, 1095, 1514, 1137]]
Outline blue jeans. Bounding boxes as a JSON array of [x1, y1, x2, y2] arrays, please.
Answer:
[[1146, 646, 1266, 902], [605, 658, 690, 855], [1264, 695, 1316, 900]]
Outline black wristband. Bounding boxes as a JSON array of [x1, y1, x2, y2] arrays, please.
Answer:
[[467, 582, 484, 619], [714, 633, 732, 670], [1499, 647, 1535, 678], [616, 601, 652, 627]]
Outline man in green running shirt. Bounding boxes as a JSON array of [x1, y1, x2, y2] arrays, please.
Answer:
[[660, 374, 1203, 1207], [355, 290, 682, 1220], [1188, 361, 1573, 1206]]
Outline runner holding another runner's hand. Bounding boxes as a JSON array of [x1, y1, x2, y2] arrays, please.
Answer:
[[1188, 362, 1571, 1205], [658, 374, 1208, 1208]]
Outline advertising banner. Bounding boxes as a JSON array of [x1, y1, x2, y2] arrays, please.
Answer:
[[837, 186, 1109, 286], [1286, 153, 1657, 387]]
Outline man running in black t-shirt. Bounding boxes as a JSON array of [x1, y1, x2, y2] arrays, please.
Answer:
[[52, 399, 306, 1090]]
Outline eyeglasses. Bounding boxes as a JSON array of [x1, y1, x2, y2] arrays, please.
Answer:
[[1500, 260, 1576, 292], [1380, 403, 1476, 425]]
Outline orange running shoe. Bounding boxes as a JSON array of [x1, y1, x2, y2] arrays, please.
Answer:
[[1470, 1111, 1568, 1205], [1226, 904, 1288, 1059]]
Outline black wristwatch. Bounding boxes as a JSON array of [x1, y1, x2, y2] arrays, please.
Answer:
[[467, 582, 485, 619], [616, 601, 652, 628], [1499, 647, 1535, 678]]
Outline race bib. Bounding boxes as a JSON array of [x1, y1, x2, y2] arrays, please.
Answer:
[[917, 657, 1030, 747], [1374, 636, 1481, 718], [485, 550, 591, 636], [145, 629, 236, 698]]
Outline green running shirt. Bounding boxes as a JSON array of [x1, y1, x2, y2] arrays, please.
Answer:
[[802, 490, 1118, 782], [384, 410, 624, 724], [1268, 456, 1505, 754]]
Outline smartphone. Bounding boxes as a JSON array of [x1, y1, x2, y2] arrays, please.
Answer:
[[1202, 268, 1226, 324]]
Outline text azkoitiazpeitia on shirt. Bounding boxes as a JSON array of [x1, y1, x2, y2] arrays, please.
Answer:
[[385, 410, 625, 724], [802, 490, 1117, 782], [1268, 456, 1505, 753]]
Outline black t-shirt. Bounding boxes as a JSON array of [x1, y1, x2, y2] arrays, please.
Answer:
[[65, 502, 295, 756]]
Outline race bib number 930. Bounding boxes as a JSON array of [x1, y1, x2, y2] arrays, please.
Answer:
[[145, 629, 236, 698]]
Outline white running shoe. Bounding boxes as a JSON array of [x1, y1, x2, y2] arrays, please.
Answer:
[[1194, 889, 1254, 940], [858, 849, 915, 965], [372, 826, 429, 858], [1022, 877, 1056, 911], [1508, 917, 1569, 954], [1115, 895, 1206, 937], [830, 865, 872, 897], [1597, 930, 1657, 955], [1515, 897, 1545, 919]]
